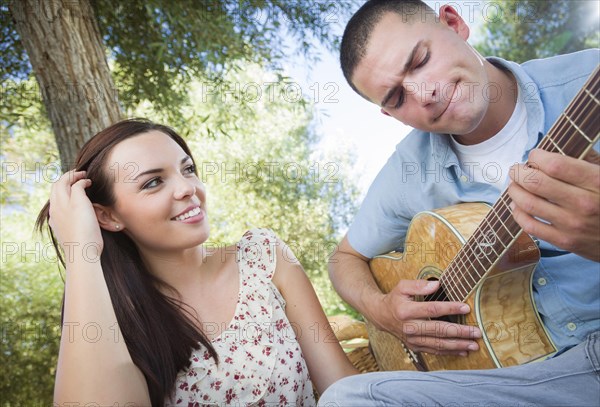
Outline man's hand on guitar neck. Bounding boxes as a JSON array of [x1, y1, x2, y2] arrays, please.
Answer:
[[377, 279, 482, 356], [508, 149, 600, 262]]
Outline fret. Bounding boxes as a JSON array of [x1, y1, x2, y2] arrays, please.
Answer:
[[584, 88, 599, 105], [461, 269, 479, 291], [446, 261, 474, 299], [453, 270, 470, 300], [497, 196, 520, 235], [467, 240, 493, 275], [473, 227, 502, 259], [494, 213, 515, 240], [444, 282, 460, 303], [490, 230, 509, 250], [467, 245, 490, 276], [569, 130, 598, 159], [546, 136, 566, 155], [488, 208, 516, 239], [562, 114, 593, 143], [441, 270, 462, 302], [439, 270, 454, 300], [447, 253, 482, 300], [485, 236, 507, 259], [444, 284, 462, 301], [450, 260, 478, 289]]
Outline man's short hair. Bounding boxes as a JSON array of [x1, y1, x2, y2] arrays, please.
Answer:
[[340, 0, 435, 96]]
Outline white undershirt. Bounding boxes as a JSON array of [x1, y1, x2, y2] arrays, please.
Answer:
[[451, 88, 528, 192]]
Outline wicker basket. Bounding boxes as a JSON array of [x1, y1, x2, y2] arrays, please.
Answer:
[[328, 315, 380, 373], [346, 345, 380, 373]]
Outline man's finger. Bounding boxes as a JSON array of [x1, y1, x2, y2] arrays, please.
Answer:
[[401, 322, 480, 354], [507, 181, 565, 223], [401, 319, 479, 339], [395, 279, 440, 296], [509, 162, 580, 206], [527, 149, 600, 193], [584, 149, 600, 165], [510, 203, 562, 243], [396, 300, 472, 322]]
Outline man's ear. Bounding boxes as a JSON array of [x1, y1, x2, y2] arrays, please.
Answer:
[[439, 5, 470, 41], [93, 204, 124, 232]]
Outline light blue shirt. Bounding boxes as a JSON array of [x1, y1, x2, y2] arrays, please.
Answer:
[[348, 49, 600, 350]]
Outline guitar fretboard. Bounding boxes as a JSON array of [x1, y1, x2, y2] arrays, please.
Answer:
[[438, 66, 600, 303]]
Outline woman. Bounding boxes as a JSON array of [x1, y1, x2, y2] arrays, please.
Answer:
[[37, 119, 357, 406]]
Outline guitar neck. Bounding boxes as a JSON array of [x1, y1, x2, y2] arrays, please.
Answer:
[[441, 65, 600, 302]]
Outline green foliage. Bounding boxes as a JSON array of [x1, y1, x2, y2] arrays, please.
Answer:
[[1, 123, 61, 404], [0, 2, 30, 83], [475, 0, 599, 63], [2, 0, 358, 123], [0, 78, 58, 207], [1, 211, 62, 406]]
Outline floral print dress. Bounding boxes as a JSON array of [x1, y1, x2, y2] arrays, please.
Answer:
[[168, 229, 316, 406]]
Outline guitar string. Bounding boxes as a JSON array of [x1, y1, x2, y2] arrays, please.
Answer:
[[428, 69, 600, 304], [536, 68, 600, 157]]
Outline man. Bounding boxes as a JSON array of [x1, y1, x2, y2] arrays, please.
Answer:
[[319, 0, 599, 405]]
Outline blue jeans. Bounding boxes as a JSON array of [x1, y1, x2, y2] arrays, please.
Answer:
[[318, 331, 600, 407]]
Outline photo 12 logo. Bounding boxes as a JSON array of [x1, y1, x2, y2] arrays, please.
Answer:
[[200, 161, 340, 184], [200, 81, 340, 104]]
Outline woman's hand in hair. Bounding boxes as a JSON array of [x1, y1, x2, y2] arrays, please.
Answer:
[[49, 170, 104, 261]]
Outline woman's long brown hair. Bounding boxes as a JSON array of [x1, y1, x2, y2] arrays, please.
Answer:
[[36, 119, 218, 405]]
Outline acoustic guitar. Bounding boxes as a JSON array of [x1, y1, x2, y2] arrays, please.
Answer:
[[367, 65, 600, 372]]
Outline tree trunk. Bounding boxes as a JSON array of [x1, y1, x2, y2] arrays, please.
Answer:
[[9, 0, 121, 170]]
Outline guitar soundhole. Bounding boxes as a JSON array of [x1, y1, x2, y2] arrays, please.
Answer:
[[422, 277, 465, 326]]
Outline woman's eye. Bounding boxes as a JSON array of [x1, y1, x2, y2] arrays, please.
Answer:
[[184, 164, 197, 175], [142, 177, 161, 190], [415, 51, 430, 69]]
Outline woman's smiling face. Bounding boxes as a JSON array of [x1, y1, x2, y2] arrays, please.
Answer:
[[104, 130, 209, 254]]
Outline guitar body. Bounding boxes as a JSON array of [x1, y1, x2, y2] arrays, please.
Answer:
[[368, 202, 557, 371]]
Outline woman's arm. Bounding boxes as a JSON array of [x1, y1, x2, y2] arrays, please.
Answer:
[[50, 171, 150, 405], [271, 238, 358, 395]]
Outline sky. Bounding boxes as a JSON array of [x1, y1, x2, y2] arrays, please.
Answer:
[[284, 15, 407, 193], [289, 45, 408, 193], [284, 0, 489, 193]]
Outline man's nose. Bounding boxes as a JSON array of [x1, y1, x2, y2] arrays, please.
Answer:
[[413, 81, 439, 106]]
